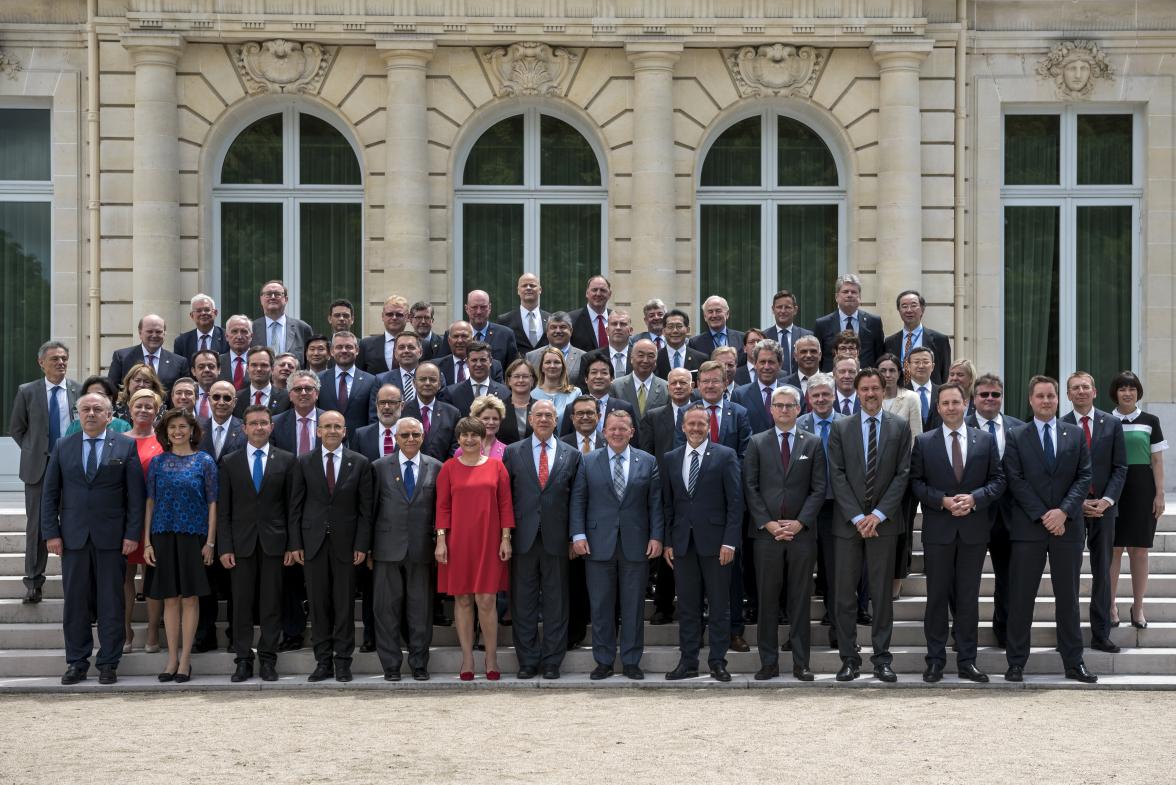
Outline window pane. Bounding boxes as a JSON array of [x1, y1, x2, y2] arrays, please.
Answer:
[[0, 109, 50, 181], [299, 114, 361, 186], [540, 204, 601, 313], [1077, 114, 1133, 186], [0, 202, 51, 433], [700, 204, 761, 331], [540, 115, 600, 187], [1004, 115, 1060, 186], [777, 116, 838, 187], [300, 203, 361, 329], [464, 116, 524, 186], [222, 114, 283, 185], [462, 203, 523, 314], [777, 204, 837, 330], [701, 117, 761, 187], [1003, 205, 1059, 420], [1076, 205, 1132, 410], [220, 202, 283, 321]]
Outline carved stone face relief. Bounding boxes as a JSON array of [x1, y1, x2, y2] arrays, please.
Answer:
[[233, 39, 336, 95], [481, 42, 579, 97], [1036, 40, 1113, 99], [0, 50, 21, 80], [727, 44, 824, 98]]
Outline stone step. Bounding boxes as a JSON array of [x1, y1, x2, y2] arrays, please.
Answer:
[[909, 551, 1176, 575], [897, 573, 1176, 595]]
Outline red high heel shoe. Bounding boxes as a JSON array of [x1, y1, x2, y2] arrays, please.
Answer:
[[459, 671, 474, 681], [486, 670, 501, 681]]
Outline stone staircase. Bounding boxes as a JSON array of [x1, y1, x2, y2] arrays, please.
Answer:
[[2, 508, 1175, 679]]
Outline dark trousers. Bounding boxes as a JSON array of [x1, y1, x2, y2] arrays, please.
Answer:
[[1007, 537, 1085, 669], [567, 554, 590, 647], [196, 561, 232, 648], [651, 556, 675, 616], [356, 563, 375, 646], [585, 554, 648, 667], [816, 501, 868, 628], [894, 490, 917, 579], [23, 482, 47, 590], [754, 532, 817, 668], [674, 539, 731, 668], [728, 546, 746, 635], [228, 550, 284, 664], [988, 514, 1013, 638], [281, 564, 308, 639], [510, 536, 569, 670], [924, 538, 987, 666], [372, 559, 432, 672], [303, 544, 358, 665], [61, 543, 125, 669], [1086, 515, 1116, 641], [834, 534, 898, 667]]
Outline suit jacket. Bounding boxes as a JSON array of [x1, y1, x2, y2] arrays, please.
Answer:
[[370, 453, 441, 564], [316, 366, 377, 434], [884, 327, 952, 385], [108, 345, 190, 391], [351, 421, 398, 463], [40, 430, 146, 550], [558, 395, 639, 444], [439, 377, 511, 418], [910, 426, 1006, 545], [418, 333, 446, 361], [966, 412, 1025, 523], [250, 315, 314, 364], [695, 398, 752, 458], [655, 345, 708, 379], [356, 333, 395, 376], [502, 437, 582, 556], [579, 345, 634, 386], [445, 322, 519, 367], [404, 399, 459, 462], [1004, 419, 1093, 543], [496, 398, 533, 445], [827, 410, 913, 537], [498, 308, 550, 355], [660, 443, 743, 556], [813, 309, 885, 371], [1061, 408, 1128, 516], [762, 324, 814, 376], [743, 427, 826, 537], [367, 368, 415, 422], [217, 445, 295, 558], [270, 407, 323, 455], [733, 380, 790, 435], [174, 327, 229, 363], [9, 377, 81, 484], [688, 328, 747, 365], [569, 446, 664, 562], [434, 353, 504, 387], [218, 351, 250, 388], [907, 380, 942, 431], [610, 373, 669, 417], [233, 386, 291, 420], [567, 306, 609, 353], [198, 416, 247, 463], [563, 431, 605, 451], [288, 448, 374, 560], [638, 402, 688, 458], [526, 345, 585, 386]]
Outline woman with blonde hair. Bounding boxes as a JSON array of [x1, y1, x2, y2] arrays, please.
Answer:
[[530, 347, 578, 422], [124, 388, 166, 653], [456, 395, 509, 460], [114, 363, 167, 424]]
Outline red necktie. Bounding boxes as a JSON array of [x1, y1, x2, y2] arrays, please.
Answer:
[[326, 451, 336, 494], [456, 361, 467, 383], [338, 371, 349, 409], [1082, 415, 1095, 495], [383, 427, 394, 456], [538, 441, 549, 489], [198, 393, 210, 419], [254, 390, 263, 406], [762, 386, 772, 417], [421, 405, 431, 437], [233, 357, 244, 389], [146, 354, 157, 371], [200, 334, 210, 352], [596, 315, 607, 347], [708, 405, 719, 443], [298, 417, 311, 455]]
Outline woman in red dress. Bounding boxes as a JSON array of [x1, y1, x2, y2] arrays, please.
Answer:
[[435, 417, 514, 681], [125, 388, 165, 653]]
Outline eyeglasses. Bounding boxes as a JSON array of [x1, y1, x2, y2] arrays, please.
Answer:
[[378, 400, 403, 407], [976, 391, 1002, 399], [770, 402, 799, 410], [383, 311, 406, 319], [290, 386, 316, 394], [398, 432, 423, 439], [261, 291, 285, 299], [210, 394, 235, 402]]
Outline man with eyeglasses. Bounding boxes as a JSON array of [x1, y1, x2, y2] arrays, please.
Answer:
[[174, 293, 228, 362], [251, 279, 313, 366], [558, 355, 638, 444], [190, 350, 221, 420], [561, 395, 602, 650], [353, 384, 404, 462], [654, 309, 707, 379], [108, 313, 190, 392], [884, 289, 951, 384], [358, 294, 409, 375], [904, 345, 941, 431], [233, 346, 291, 420], [219, 315, 254, 391], [410, 301, 446, 361]]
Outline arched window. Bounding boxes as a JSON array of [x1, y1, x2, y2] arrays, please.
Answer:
[[213, 103, 363, 324], [696, 109, 845, 331], [455, 107, 607, 314]]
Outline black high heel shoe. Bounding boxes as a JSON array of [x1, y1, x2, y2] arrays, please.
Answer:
[[1130, 607, 1148, 629], [174, 665, 193, 683]]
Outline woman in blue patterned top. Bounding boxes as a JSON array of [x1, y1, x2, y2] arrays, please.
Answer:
[[143, 408, 218, 683]]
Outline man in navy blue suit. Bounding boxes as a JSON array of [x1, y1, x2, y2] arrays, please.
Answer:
[[812, 274, 885, 372], [452, 289, 518, 367], [688, 295, 746, 365], [174, 294, 229, 362], [315, 331, 377, 436]]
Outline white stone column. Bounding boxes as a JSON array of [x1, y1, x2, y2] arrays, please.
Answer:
[[869, 39, 933, 315], [378, 41, 435, 309], [124, 34, 184, 330], [625, 42, 682, 308]]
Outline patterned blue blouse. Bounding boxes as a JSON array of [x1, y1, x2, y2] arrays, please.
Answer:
[[147, 451, 218, 536]]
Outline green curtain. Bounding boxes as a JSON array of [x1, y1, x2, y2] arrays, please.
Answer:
[[540, 203, 601, 313], [777, 116, 838, 187], [1077, 114, 1133, 186], [222, 114, 283, 185], [1004, 115, 1060, 186], [0, 109, 50, 181], [701, 116, 760, 187], [1004, 205, 1059, 420], [777, 204, 837, 330], [463, 203, 523, 315], [1076, 205, 1133, 410], [300, 203, 361, 330], [299, 113, 361, 186], [0, 202, 51, 434], [220, 202, 283, 320], [464, 116, 524, 186], [540, 116, 600, 187], [699, 204, 761, 332]]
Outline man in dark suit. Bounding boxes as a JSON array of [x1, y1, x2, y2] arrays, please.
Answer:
[[370, 416, 441, 681], [783, 335, 823, 410], [813, 274, 885, 371], [632, 298, 667, 351], [580, 309, 635, 384], [562, 394, 604, 649], [217, 405, 295, 682], [734, 329, 767, 387], [409, 301, 446, 361], [9, 341, 79, 603], [688, 295, 746, 365], [661, 404, 744, 682], [904, 346, 941, 431], [570, 409, 664, 680], [525, 312, 585, 384], [827, 368, 912, 682], [190, 350, 221, 420], [41, 393, 146, 685], [219, 314, 253, 390], [762, 289, 814, 378], [369, 331, 424, 420], [910, 383, 1006, 683], [403, 362, 459, 463], [498, 272, 549, 356], [174, 294, 229, 362], [503, 401, 582, 679], [610, 339, 669, 419], [734, 338, 788, 436], [558, 355, 639, 442], [884, 290, 951, 384], [745, 385, 827, 680], [198, 381, 247, 462], [1003, 375, 1096, 683], [439, 341, 510, 417], [832, 355, 861, 416], [288, 410, 374, 683], [108, 314, 190, 391], [353, 384, 404, 463], [655, 309, 708, 379], [251, 279, 313, 365], [567, 274, 613, 353], [356, 294, 409, 375], [435, 321, 504, 386], [1062, 371, 1128, 653], [233, 346, 291, 419], [563, 395, 606, 452], [314, 331, 377, 435], [453, 289, 519, 366]]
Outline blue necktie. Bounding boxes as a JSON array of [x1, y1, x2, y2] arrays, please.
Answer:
[[403, 460, 415, 499], [1043, 424, 1056, 472], [672, 350, 681, 369], [713, 332, 725, 347], [252, 449, 264, 492], [987, 420, 997, 437], [85, 437, 99, 480], [919, 387, 929, 423], [48, 386, 62, 445], [818, 419, 830, 453]]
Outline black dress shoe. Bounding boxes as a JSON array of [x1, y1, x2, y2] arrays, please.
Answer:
[[542, 666, 560, 680], [308, 662, 334, 682], [516, 666, 538, 680], [729, 634, 750, 653], [709, 663, 732, 682], [359, 641, 376, 653], [1004, 665, 1024, 682], [923, 663, 944, 683], [1065, 664, 1098, 684], [754, 664, 779, 681], [780, 638, 792, 652], [259, 662, 279, 682], [157, 670, 176, 683], [835, 661, 859, 682], [623, 665, 644, 680], [98, 667, 117, 685], [412, 668, 430, 681], [384, 669, 402, 681], [856, 610, 872, 626], [22, 587, 42, 604], [61, 665, 87, 685], [174, 666, 191, 684], [335, 663, 353, 682], [1091, 637, 1121, 654], [649, 610, 673, 625], [792, 666, 815, 682], [590, 664, 614, 680], [820, 611, 832, 626], [191, 640, 217, 654], [231, 661, 253, 683], [957, 663, 989, 683], [873, 664, 897, 683], [278, 636, 303, 652], [665, 662, 699, 681]]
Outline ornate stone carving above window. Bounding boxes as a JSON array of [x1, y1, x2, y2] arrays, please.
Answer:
[[480, 42, 579, 97], [726, 44, 825, 98], [1036, 40, 1114, 99], [0, 50, 21, 80], [232, 39, 335, 95]]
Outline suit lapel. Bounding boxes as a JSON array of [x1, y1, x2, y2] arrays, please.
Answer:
[[781, 431, 799, 482], [335, 451, 353, 492]]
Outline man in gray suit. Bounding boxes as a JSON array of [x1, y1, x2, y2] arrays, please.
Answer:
[[370, 417, 440, 681], [252, 279, 313, 365], [570, 409, 664, 680], [827, 368, 913, 683], [10, 340, 80, 603], [525, 312, 585, 384], [610, 338, 669, 420], [503, 400, 582, 679]]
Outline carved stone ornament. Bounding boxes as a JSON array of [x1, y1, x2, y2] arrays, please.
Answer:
[[1036, 40, 1114, 99], [0, 50, 21, 80], [481, 42, 578, 97], [233, 39, 335, 95], [727, 44, 824, 98]]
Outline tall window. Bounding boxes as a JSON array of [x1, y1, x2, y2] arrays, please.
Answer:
[[697, 110, 845, 331], [1002, 108, 1141, 416], [455, 107, 607, 314], [0, 107, 51, 434], [213, 104, 363, 326]]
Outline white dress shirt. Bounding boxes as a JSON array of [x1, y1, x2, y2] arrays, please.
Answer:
[[250, 444, 270, 474], [265, 316, 287, 353], [384, 331, 397, 370], [974, 413, 1006, 456], [532, 434, 559, 476], [44, 377, 71, 436], [941, 423, 968, 465], [681, 440, 707, 488], [321, 445, 343, 482]]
